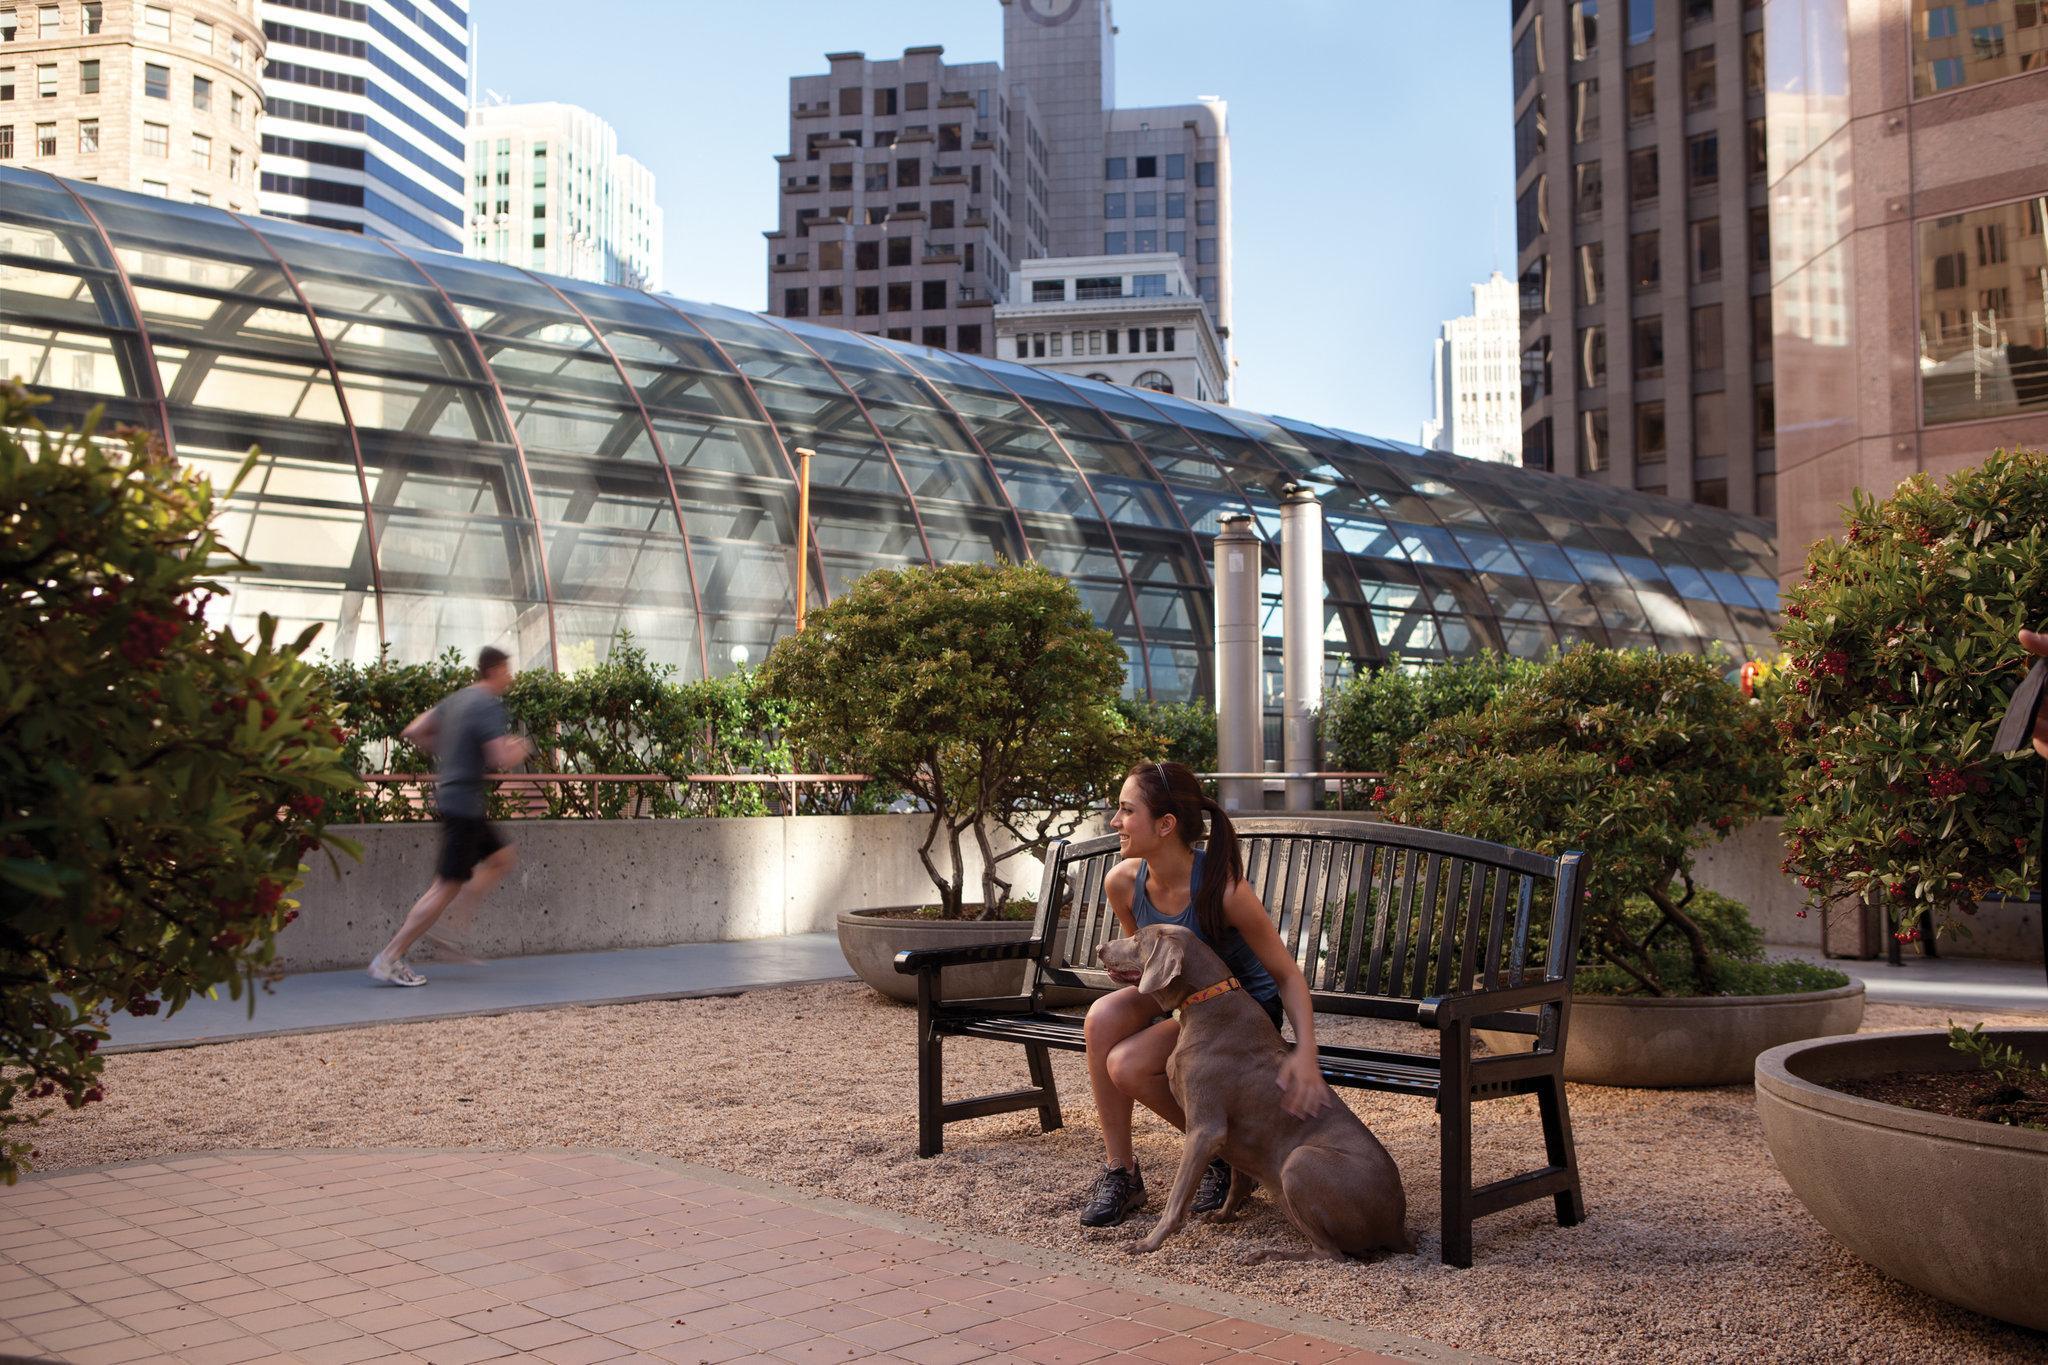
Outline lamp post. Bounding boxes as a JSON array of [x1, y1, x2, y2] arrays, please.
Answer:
[[1991, 654, 2048, 986], [794, 446, 813, 631]]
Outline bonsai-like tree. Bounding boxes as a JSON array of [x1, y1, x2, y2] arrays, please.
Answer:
[[760, 561, 1144, 918], [1384, 646, 1781, 995], [1320, 652, 1544, 797], [1777, 449, 2046, 941], [0, 385, 356, 1180]]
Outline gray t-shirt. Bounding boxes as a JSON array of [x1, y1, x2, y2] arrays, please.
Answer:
[[434, 684, 509, 818]]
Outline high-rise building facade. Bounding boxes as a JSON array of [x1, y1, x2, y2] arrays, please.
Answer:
[[994, 253, 1228, 402], [466, 101, 662, 291], [1421, 271, 1523, 463], [1513, 0, 1776, 518], [256, 0, 467, 249], [0, 0, 265, 208], [1766, 0, 2048, 581], [765, 0, 1231, 362]]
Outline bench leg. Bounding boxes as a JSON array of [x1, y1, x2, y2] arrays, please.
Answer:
[[1438, 1021, 1474, 1269], [1537, 1071, 1584, 1227], [916, 979, 944, 1159], [1026, 1043, 1062, 1134]]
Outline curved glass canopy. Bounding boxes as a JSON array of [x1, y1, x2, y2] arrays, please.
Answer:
[[0, 169, 1780, 700]]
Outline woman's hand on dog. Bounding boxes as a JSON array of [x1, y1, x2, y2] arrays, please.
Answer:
[[1277, 1049, 1333, 1120]]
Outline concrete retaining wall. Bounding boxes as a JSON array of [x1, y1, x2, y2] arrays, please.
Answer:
[[1693, 815, 2041, 962], [279, 816, 1066, 973]]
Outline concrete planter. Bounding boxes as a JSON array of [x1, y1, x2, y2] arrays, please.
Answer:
[[837, 908, 1038, 1005], [1755, 1029, 2048, 1332], [1476, 983, 1866, 1087]]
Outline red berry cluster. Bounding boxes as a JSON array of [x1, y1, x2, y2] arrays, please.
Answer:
[[119, 609, 183, 669], [1817, 651, 1849, 677], [1892, 927, 1923, 943], [286, 794, 325, 819], [1888, 881, 1909, 899], [1924, 768, 1988, 798]]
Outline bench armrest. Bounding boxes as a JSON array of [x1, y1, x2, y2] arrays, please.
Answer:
[[893, 940, 1044, 975], [1416, 979, 1569, 1028]]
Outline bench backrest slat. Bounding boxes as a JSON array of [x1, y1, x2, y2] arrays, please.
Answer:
[[1033, 818, 1582, 1010]]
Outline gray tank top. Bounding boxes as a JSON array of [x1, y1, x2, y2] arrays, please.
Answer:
[[1132, 849, 1280, 1003]]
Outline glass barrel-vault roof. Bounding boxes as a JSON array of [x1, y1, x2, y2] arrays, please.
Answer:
[[0, 170, 1781, 697]]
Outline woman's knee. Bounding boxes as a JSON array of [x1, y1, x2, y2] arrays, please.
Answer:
[[1083, 990, 1143, 1051], [1104, 1041, 1161, 1096]]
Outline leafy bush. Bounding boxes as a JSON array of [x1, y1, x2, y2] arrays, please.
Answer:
[[0, 386, 355, 1180], [1117, 698, 1217, 772], [1573, 889, 1850, 997], [319, 640, 886, 820], [760, 561, 1145, 918], [1321, 653, 1544, 782], [1385, 646, 1782, 995], [1777, 450, 2047, 941]]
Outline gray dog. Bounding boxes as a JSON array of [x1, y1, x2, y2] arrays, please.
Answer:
[[1097, 923, 1410, 1261]]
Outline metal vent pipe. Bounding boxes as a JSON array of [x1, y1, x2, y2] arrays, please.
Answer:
[[1212, 513, 1262, 814], [1280, 485, 1324, 810]]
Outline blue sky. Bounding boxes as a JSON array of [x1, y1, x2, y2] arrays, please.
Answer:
[[474, 0, 1515, 442]]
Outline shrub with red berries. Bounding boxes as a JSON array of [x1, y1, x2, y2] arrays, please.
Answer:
[[1776, 447, 2047, 939], [0, 384, 359, 1181]]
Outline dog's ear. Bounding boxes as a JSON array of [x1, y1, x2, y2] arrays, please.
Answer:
[[1137, 928, 1188, 1000]]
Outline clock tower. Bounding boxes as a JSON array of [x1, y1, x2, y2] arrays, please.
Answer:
[[1002, 0, 1116, 258]]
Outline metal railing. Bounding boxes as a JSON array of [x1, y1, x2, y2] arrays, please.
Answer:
[[356, 772, 873, 821], [1197, 771, 1390, 811]]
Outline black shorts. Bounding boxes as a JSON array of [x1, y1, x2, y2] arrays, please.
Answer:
[[436, 815, 506, 882], [1161, 993, 1285, 1035]]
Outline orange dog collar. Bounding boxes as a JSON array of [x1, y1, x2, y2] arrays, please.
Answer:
[[1174, 977, 1241, 1017]]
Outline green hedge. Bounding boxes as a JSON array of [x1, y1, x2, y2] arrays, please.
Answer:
[[319, 638, 891, 821]]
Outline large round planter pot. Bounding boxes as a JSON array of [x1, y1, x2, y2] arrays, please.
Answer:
[[1476, 983, 1865, 1087], [837, 908, 1038, 1005], [1756, 1029, 2048, 1332]]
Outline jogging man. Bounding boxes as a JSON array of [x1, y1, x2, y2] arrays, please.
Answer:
[[368, 645, 532, 987]]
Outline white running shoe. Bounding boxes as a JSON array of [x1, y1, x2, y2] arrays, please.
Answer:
[[368, 957, 426, 987]]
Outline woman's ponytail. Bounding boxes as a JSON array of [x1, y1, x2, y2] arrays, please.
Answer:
[[1194, 793, 1242, 944]]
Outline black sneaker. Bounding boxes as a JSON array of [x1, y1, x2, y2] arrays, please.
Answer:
[[1191, 1158, 1233, 1215], [1078, 1162, 1146, 1227]]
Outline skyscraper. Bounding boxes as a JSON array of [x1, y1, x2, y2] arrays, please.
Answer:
[[766, 0, 1230, 363], [0, 0, 265, 209], [466, 101, 662, 291], [1421, 272, 1522, 463], [256, 0, 468, 249], [1513, 0, 1775, 518]]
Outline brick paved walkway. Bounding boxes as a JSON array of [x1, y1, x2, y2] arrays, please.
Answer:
[[0, 1150, 1455, 1365]]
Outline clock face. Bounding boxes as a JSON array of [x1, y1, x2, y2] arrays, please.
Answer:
[[1023, 0, 1083, 26]]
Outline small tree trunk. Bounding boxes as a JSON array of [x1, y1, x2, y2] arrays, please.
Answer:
[[971, 818, 1004, 920], [1644, 881, 1716, 994], [915, 807, 964, 917]]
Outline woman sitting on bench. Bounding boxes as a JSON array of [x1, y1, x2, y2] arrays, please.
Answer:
[[1078, 760, 1335, 1228]]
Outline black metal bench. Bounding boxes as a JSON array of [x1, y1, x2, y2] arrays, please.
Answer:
[[894, 816, 1589, 1267]]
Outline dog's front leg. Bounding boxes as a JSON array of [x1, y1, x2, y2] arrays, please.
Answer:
[[1131, 1125, 1224, 1254]]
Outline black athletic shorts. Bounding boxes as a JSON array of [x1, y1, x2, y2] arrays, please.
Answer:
[[436, 815, 505, 882], [1160, 993, 1285, 1035]]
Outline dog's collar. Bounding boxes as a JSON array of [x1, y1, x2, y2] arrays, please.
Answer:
[[1173, 977, 1241, 1018]]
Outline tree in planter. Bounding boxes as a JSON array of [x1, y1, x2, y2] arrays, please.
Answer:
[[1777, 449, 2047, 942], [1384, 646, 1784, 995], [1115, 697, 1217, 772], [0, 386, 356, 1180], [1320, 652, 1544, 799], [760, 561, 1146, 919]]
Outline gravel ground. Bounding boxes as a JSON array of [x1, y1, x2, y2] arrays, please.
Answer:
[[17, 986, 2048, 1364]]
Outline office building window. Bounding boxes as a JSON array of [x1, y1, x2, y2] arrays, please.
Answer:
[[784, 288, 809, 318], [228, 34, 244, 69], [1104, 192, 1125, 218], [818, 284, 842, 315], [1577, 242, 1604, 305], [191, 18, 212, 52], [1515, 11, 1546, 88], [37, 4, 57, 38], [855, 240, 878, 271], [193, 76, 211, 111], [143, 121, 168, 157], [931, 199, 954, 228], [141, 179, 168, 197], [922, 280, 946, 309], [1134, 228, 1158, 252], [1198, 276, 1216, 302], [1033, 279, 1066, 302], [1927, 5, 1958, 39], [1167, 230, 1186, 254], [887, 236, 911, 267], [1684, 46, 1716, 110], [1195, 160, 1216, 187], [142, 6, 169, 40], [1105, 156, 1127, 179], [818, 240, 844, 271], [1686, 0, 1714, 23], [1629, 146, 1658, 204], [1571, 0, 1599, 59], [1516, 94, 1546, 169], [1196, 198, 1216, 226], [1135, 191, 1157, 217], [1051, 333, 1064, 356], [77, 118, 96, 153], [1521, 336, 1552, 405], [1163, 327, 1176, 352], [1197, 237, 1217, 265], [1752, 294, 1774, 361], [1756, 383, 1775, 446], [1750, 205, 1770, 270], [1688, 131, 1719, 190], [35, 62, 52, 97], [1694, 392, 1727, 460], [855, 285, 879, 316], [1748, 117, 1766, 179], [0, 69, 13, 101], [1691, 217, 1722, 281], [0, 128, 12, 160], [1576, 160, 1602, 219], [227, 146, 240, 182], [1521, 257, 1549, 323], [1912, 0, 2044, 94], [922, 325, 946, 347], [1920, 195, 2048, 424], [1635, 401, 1666, 457], [1104, 231, 1126, 253], [83, 2, 101, 33], [1627, 0, 1655, 43], [1631, 229, 1660, 291], [78, 58, 98, 94], [1692, 303, 1723, 368], [1517, 175, 1548, 248], [905, 81, 927, 110], [1627, 63, 1655, 122], [938, 123, 961, 151], [35, 121, 54, 156], [189, 190, 208, 205], [1633, 315, 1664, 376], [190, 131, 209, 167], [837, 86, 861, 116], [1015, 334, 1029, 359], [1578, 409, 1609, 474], [956, 324, 980, 354], [1136, 155, 1157, 177], [1572, 78, 1600, 142], [144, 63, 168, 99], [1166, 153, 1185, 179], [873, 87, 896, 115], [1166, 192, 1185, 219], [1745, 29, 1765, 93], [1578, 324, 1607, 388]]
